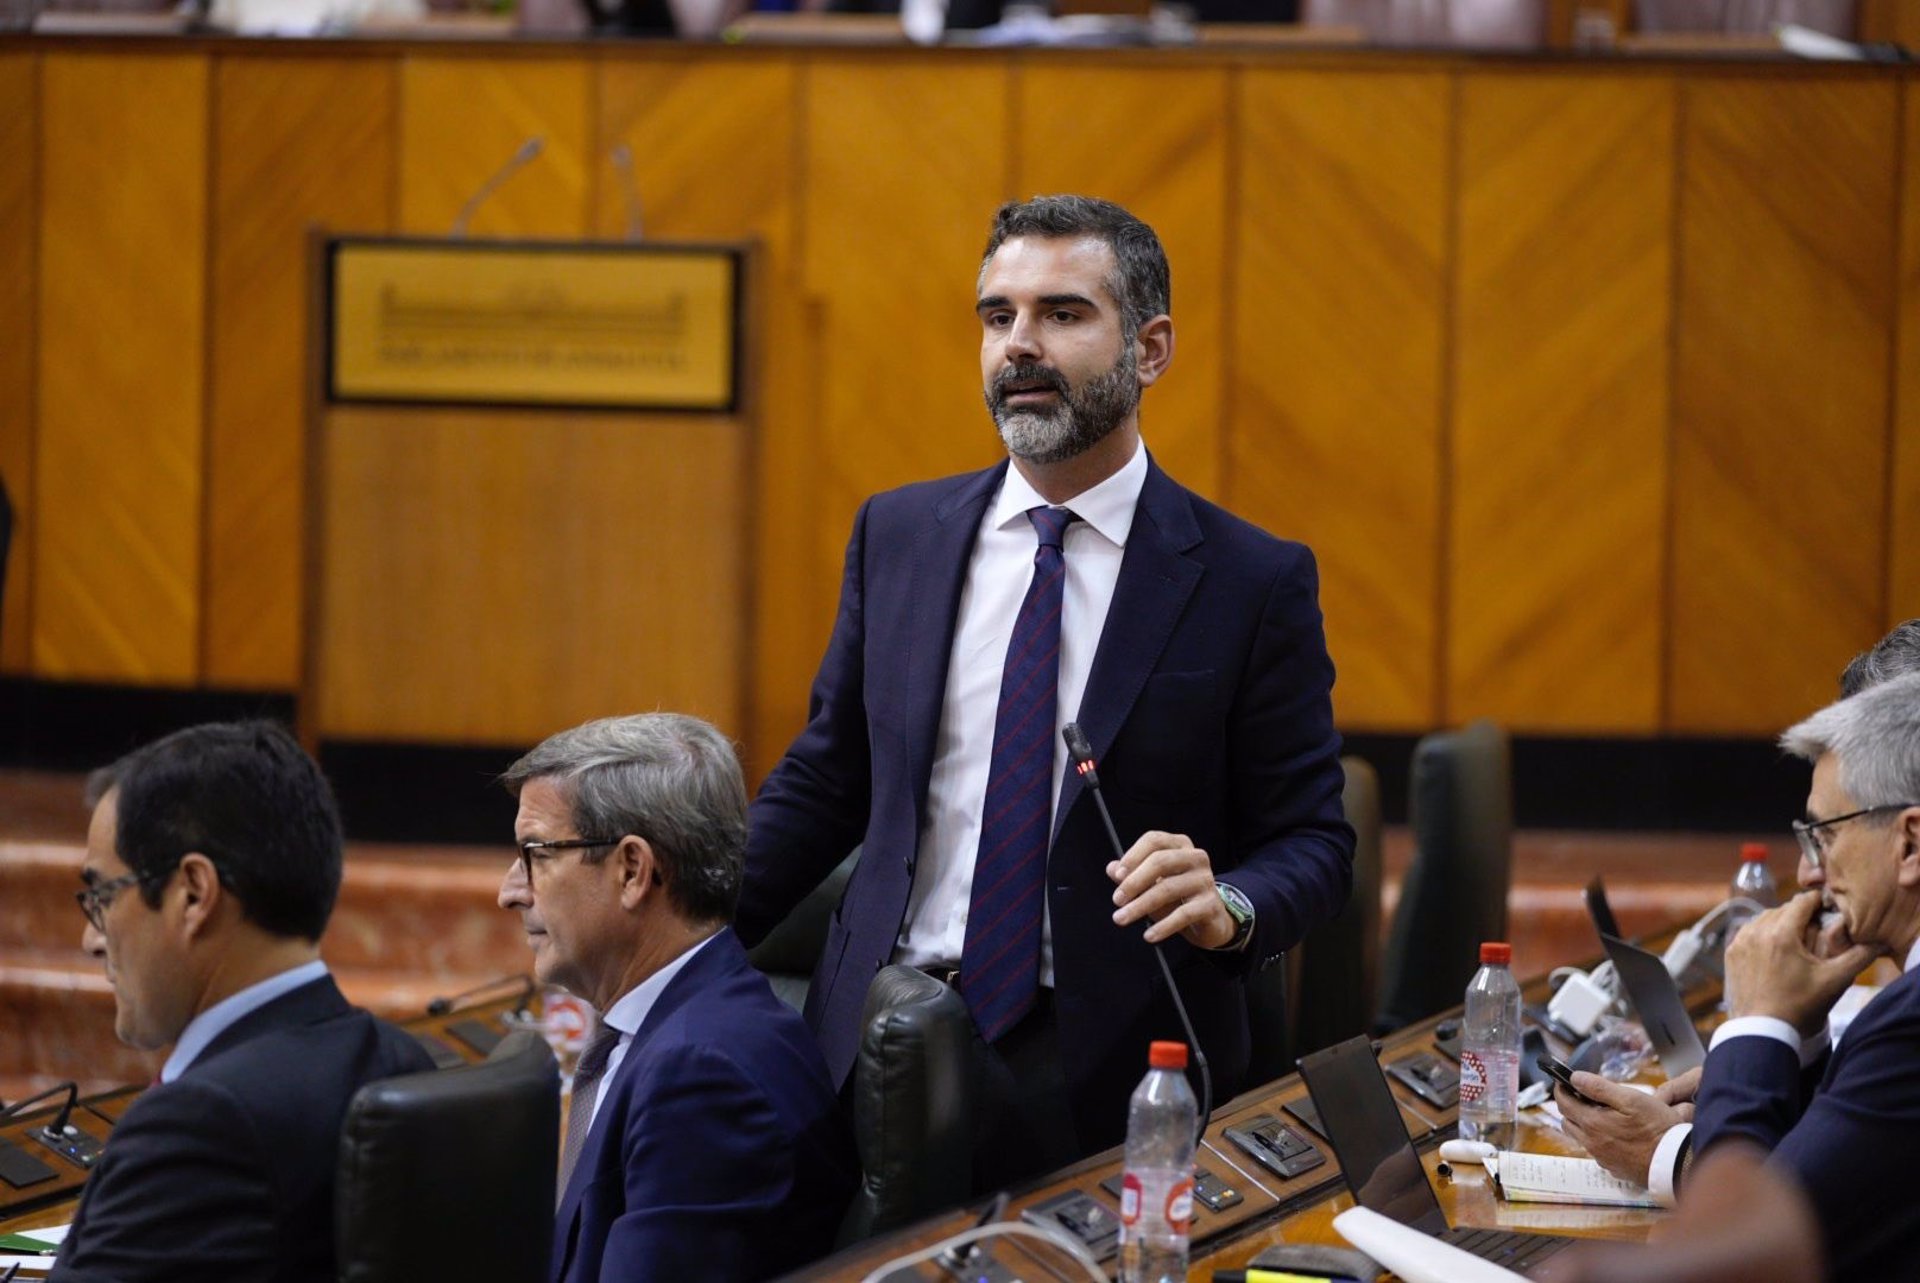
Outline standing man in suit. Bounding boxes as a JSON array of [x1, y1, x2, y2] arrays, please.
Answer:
[[497, 713, 854, 1283], [739, 195, 1353, 1177], [1560, 671, 1920, 1283], [53, 721, 434, 1283]]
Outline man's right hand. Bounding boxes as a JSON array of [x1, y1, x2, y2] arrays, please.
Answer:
[[1556, 1072, 1692, 1186]]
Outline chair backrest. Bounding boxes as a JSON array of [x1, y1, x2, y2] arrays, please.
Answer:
[[1271, 755, 1384, 1069], [837, 965, 976, 1245], [748, 847, 861, 1011], [1374, 720, 1512, 1032], [336, 1029, 559, 1283]]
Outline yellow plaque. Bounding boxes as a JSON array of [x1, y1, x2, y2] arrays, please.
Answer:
[[327, 239, 739, 411]]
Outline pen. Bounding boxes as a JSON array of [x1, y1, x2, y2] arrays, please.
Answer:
[[1212, 1271, 1362, 1283]]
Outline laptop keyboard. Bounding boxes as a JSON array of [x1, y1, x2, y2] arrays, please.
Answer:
[[1440, 1226, 1573, 1274]]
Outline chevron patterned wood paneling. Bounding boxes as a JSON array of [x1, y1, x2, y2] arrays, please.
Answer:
[[0, 54, 35, 676], [1449, 73, 1673, 732], [397, 56, 591, 238], [598, 55, 806, 774], [35, 52, 207, 684], [1014, 59, 1230, 500], [1229, 70, 1449, 731], [1669, 76, 1897, 732], [206, 56, 395, 691]]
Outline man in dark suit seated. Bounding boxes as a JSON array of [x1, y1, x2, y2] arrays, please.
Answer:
[[738, 194, 1352, 1183], [1561, 671, 1920, 1283], [52, 721, 435, 1283], [497, 713, 855, 1283]]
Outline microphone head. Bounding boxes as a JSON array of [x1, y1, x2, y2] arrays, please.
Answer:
[[1062, 722, 1094, 765], [426, 997, 453, 1017]]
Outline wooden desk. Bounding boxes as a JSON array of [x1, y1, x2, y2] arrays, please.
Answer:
[[789, 948, 1720, 1281]]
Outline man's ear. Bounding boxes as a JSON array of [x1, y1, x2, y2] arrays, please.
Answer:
[[176, 852, 224, 939], [617, 836, 661, 911], [1896, 807, 1920, 888], [1134, 314, 1174, 389]]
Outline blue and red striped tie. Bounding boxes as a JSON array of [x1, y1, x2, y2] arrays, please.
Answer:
[[960, 504, 1077, 1043]]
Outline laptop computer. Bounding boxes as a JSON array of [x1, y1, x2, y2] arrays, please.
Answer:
[[1298, 1035, 1574, 1277], [1584, 875, 1623, 944], [1599, 932, 1707, 1078]]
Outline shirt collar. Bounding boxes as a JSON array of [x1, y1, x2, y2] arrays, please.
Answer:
[[161, 958, 329, 1083], [596, 929, 722, 1039], [1905, 935, 1920, 974], [991, 439, 1148, 550]]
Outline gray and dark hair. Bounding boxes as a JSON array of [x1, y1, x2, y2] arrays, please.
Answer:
[[980, 195, 1171, 340], [502, 713, 747, 924], [1840, 619, 1920, 699], [1781, 670, 1920, 812]]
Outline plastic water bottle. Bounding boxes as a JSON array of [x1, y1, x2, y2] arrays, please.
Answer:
[[1118, 1040, 1196, 1283], [1459, 942, 1521, 1151], [1731, 842, 1779, 915]]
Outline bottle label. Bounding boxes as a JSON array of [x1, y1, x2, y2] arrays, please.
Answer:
[[1459, 1049, 1487, 1105], [1165, 1178, 1193, 1232], [1119, 1172, 1143, 1226]]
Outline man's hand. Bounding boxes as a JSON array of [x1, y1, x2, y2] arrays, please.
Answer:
[[1556, 1073, 1691, 1186], [1654, 1065, 1701, 1109], [1108, 831, 1235, 949], [1724, 891, 1876, 1035]]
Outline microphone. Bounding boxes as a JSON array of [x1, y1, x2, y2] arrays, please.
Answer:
[[426, 973, 536, 1019], [450, 137, 545, 238], [1062, 722, 1213, 1148], [609, 144, 645, 241], [1, 1081, 103, 1168]]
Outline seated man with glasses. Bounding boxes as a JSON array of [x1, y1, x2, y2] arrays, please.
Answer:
[[1559, 670, 1920, 1283], [496, 713, 854, 1283], [54, 721, 434, 1283]]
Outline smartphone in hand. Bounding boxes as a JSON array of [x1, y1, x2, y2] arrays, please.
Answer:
[[1536, 1053, 1600, 1107]]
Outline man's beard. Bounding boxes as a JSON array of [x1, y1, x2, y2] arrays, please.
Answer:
[[986, 345, 1138, 466]]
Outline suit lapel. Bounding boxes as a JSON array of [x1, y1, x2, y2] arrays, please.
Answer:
[[1053, 460, 1203, 845], [904, 464, 1004, 852]]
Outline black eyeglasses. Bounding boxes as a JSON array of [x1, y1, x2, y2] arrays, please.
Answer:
[[75, 873, 143, 932], [516, 837, 619, 884], [1792, 803, 1918, 872]]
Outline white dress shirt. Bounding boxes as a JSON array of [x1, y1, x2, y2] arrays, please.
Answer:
[[894, 442, 1149, 986], [160, 958, 330, 1083], [582, 930, 720, 1130], [1646, 932, 1920, 1205]]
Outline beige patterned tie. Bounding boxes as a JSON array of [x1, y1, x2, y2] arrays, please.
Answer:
[[556, 1019, 622, 1207]]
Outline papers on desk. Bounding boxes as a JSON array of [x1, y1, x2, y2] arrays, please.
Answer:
[[0, 1220, 68, 1274], [1489, 1151, 1660, 1209], [1332, 1207, 1525, 1283]]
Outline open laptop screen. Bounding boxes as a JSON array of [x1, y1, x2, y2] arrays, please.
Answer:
[[1585, 875, 1623, 944], [1600, 933, 1706, 1078], [1297, 1036, 1449, 1236]]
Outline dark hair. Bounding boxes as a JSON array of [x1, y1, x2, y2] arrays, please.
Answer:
[[501, 713, 746, 925], [980, 195, 1171, 339], [85, 721, 343, 942], [1840, 619, 1920, 698]]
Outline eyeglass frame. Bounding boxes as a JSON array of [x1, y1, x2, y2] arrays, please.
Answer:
[[75, 872, 145, 932], [1791, 802, 1919, 872], [516, 837, 620, 885]]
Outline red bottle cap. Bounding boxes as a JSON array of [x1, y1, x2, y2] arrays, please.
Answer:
[[1149, 1040, 1189, 1070], [1480, 942, 1512, 966], [1740, 842, 1769, 863]]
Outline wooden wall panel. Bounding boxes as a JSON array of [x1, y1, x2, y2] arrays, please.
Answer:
[[1449, 74, 1672, 732], [35, 53, 207, 684], [206, 56, 394, 690], [598, 56, 805, 774], [1669, 77, 1897, 732], [1229, 71, 1449, 731], [0, 54, 35, 675], [1893, 79, 1920, 630], [397, 57, 591, 238], [800, 58, 1012, 684], [1014, 61, 1230, 499], [316, 411, 747, 745]]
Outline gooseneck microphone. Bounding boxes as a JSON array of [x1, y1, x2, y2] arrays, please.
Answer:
[[450, 137, 545, 238], [425, 973, 536, 1019], [1063, 722, 1213, 1147], [0, 1081, 78, 1135]]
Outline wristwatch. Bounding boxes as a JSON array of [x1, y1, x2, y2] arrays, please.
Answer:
[[1215, 882, 1255, 952]]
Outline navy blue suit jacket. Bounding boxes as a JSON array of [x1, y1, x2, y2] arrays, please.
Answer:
[[1692, 966, 1920, 1282], [740, 457, 1353, 1148], [51, 975, 434, 1283], [551, 929, 855, 1283]]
